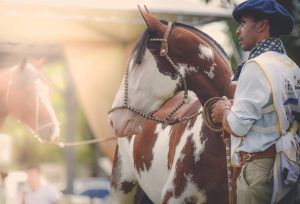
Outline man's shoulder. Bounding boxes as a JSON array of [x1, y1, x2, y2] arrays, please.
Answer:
[[252, 51, 289, 63]]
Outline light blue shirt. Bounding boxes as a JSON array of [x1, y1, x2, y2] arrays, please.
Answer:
[[23, 183, 61, 204], [227, 61, 280, 153]]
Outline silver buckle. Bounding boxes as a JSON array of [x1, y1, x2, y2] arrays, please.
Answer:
[[244, 153, 252, 161]]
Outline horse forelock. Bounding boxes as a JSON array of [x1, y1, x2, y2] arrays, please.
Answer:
[[133, 29, 150, 65], [133, 20, 169, 66]]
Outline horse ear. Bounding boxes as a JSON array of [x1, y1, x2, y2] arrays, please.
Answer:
[[138, 5, 165, 32]]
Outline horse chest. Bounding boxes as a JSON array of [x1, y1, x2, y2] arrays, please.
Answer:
[[125, 116, 208, 203]]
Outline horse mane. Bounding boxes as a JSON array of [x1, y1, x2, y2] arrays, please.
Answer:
[[133, 20, 230, 67]]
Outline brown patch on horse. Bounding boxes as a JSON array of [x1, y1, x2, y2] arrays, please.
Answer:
[[162, 135, 197, 203], [121, 181, 136, 194], [162, 126, 228, 204], [133, 92, 200, 173], [167, 99, 200, 169], [133, 120, 157, 174]]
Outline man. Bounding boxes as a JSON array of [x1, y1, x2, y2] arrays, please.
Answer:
[[21, 165, 61, 204], [211, 0, 300, 203]]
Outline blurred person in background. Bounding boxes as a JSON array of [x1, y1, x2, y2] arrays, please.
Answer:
[[0, 171, 7, 204], [20, 164, 61, 204]]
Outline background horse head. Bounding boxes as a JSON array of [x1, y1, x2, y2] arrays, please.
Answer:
[[0, 58, 60, 142], [109, 9, 235, 137]]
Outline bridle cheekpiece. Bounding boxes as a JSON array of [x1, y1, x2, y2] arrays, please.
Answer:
[[108, 21, 201, 126]]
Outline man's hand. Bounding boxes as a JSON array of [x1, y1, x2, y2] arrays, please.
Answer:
[[210, 96, 232, 123]]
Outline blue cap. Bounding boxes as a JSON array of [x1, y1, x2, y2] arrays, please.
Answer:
[[232, 0, 295, 36]]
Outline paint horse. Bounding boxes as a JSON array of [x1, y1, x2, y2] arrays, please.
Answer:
[[108, 9, 236, 204], [0, 58, 60, 142]]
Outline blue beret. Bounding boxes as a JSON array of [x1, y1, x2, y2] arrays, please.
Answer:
[[232, 0, 295, 35]]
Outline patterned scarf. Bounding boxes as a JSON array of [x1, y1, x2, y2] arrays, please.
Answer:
[[232, 38, 286, 81]]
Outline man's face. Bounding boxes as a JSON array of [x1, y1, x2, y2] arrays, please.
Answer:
[[236, 15, 261, 51], [26, 168, 40, 187]]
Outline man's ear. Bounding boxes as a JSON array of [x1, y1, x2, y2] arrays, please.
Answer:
[[257, 19, 270, 33]]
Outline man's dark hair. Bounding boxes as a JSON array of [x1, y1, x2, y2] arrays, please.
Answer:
[[243, 10, 281, 37]]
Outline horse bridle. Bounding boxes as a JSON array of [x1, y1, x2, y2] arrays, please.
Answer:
[[108, 22, 201, 126], [5, 66, 59, 141]]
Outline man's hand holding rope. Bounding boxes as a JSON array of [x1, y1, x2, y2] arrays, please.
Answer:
[[211, 96, 239, 137]]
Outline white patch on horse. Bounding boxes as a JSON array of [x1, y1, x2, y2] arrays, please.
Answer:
[[118, 137, 137, 183], [110, 137, 138, 202], [168, 175, 207, 203], [161, 116, 206, 200], [137, 124, 172, 204], [178, 63, 198, 75], [177, 63, 188, 78], [204, 63, 216, 79], [192, 108, 206, 162], [198, 44, 214, 60], [112, 49, 180, 115]]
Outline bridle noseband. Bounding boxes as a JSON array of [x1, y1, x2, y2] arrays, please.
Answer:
[[108, 22, 201, 126]]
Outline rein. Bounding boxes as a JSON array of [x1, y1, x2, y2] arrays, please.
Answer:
[[108, 22, 201, 126]]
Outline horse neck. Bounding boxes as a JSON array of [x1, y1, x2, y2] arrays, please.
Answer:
[[187, 56, 235, 105]]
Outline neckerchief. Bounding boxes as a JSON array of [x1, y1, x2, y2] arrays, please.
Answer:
[[232, 38, 286, 81]]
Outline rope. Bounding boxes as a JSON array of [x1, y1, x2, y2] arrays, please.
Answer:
[[224, 136, 233, 204], [202, 96, 233, 204], [202, 97, 223, 132], [37, 136, 119, 148]]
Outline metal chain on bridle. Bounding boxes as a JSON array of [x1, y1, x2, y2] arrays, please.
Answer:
[[108, 22, 201, 126]]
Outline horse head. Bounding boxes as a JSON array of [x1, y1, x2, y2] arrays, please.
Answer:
[[109, 9, 235, 137], [0, 59, 60, 142]]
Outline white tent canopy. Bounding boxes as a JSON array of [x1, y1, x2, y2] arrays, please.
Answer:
[[0, 0, 232, 46]]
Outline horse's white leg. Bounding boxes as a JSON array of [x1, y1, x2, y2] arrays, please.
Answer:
[[111, 139, 141, 204]]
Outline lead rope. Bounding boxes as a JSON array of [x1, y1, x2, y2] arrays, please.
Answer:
[[202, 97, 233, 204], [224, 134, 233, 204]]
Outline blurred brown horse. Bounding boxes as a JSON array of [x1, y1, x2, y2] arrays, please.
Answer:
[[108, 9, 236, 204], [0, 58, 59, 142]]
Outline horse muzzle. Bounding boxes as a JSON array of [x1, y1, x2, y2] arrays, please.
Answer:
[[108, 109, 144, 137]]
